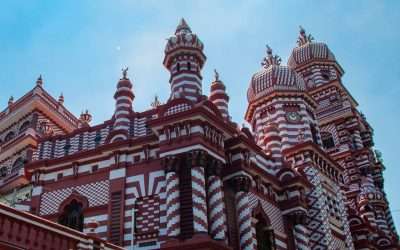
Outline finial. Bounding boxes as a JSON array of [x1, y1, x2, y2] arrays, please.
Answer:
[[214, 69, 220, 82], [36, 74, 43, 86], [121, 67, 129, 80], [8, 96, 14, 106], [58, 93, 64, 105], [175, 18, 192, 35], [151, 95, 161, 108], [80, 109, 92, 124], [261, 45, 281, 68], [297, 25, 314, 46]]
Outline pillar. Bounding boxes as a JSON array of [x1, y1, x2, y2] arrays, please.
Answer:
[[233, 175, 255, 250], [191, 150, 208, 234], [165, 156, 181, 237], [206, 160, 227, 241]]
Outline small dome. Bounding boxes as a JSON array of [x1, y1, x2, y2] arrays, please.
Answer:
[[247, 46, 306, 103], [288, 26, 336, 68]]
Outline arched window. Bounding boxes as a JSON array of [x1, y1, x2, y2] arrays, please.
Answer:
[[19, 121, 31, 133], [4, 131, 15, 142], [176, 62, 180, 72], [58, 199, 84, 231], [0, 167, 7, 177], [321, 132, 335, 149], [11, 157, 24, 173], [255, 213, 275, 250], [187, 62, 191, 71]]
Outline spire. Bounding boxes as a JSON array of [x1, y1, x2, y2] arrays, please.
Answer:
[[58, 93, 64, 105], [36, 75, 43, 87], [213, 69, 220, 82], [261, 45, 281, 68], [121, 67, 129, 80], [297, 25, 314, 46], [175, 18, 192, 35]]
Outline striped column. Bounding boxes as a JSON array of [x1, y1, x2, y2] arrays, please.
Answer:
[[206, 161, 227, 241], [293, 224, 310, 250], [191, 151, 208, 233], [112, 70, 134, 140], [165, 157, 180, 237], [234, 176, 255, 250]]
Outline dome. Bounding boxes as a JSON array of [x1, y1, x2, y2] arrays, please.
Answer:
[[288, 26, 336, 68], [163, 18, 205, 68], [247, 46, 306, 103]]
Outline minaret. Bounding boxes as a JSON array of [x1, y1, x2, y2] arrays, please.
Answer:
[[209, 69, 230, 120], [163, 18, 206, 102], [111, 67, 134, 141]]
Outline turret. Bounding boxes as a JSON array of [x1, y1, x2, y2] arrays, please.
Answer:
[[288, 26, 344, 89], [110, 68, 134, 141], [209, 69, 230, 120], [245, 46, 321, 164], [163, 18, 206, 102]]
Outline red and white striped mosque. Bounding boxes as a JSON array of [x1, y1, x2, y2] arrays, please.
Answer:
[[0, 18, 398, 250]]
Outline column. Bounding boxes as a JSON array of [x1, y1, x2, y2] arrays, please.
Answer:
[[233, 176, 255, 250], [191, 150, 208, 234], [207, 160, 227, 241], [165, 156, 181, 237]]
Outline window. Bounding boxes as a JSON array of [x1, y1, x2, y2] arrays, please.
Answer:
[[176, 63, 180, 72], [321, 70, 330, 81], [187, 62, 191, 71], [19, 121, 31, 133], [4, 131, 15, 142], [11, 158, 24, 173], [321, 132, 335, 149], [0, 167, 7, 177], [58, 199, 84, 231]]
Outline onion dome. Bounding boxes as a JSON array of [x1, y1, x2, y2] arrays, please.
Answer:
[[288, 26, 337, 69], [163, 18, 205, 68], [209, 69, 230, 119], [247, 45, 306, 103]]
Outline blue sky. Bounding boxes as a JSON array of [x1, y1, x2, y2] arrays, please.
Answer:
[[1, 1, 399, 228]]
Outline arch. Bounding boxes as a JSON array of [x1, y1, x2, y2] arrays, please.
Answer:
[[58, 192, 88, 232], [19, 120, 31, 133], [11, 157, 24, 173], [4, 131, 15, 142], [377, 237, 391, 246]]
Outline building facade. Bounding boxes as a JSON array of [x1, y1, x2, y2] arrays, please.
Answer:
[[0, 19, 398, 250]]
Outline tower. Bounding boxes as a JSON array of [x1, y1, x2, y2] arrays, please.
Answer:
[[163, 18, 206, 102], [245, 45, 321, 166], [288, 26, 399, 249]]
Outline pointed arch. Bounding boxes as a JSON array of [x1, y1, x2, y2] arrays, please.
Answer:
[[58, 191, 88, 232]]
